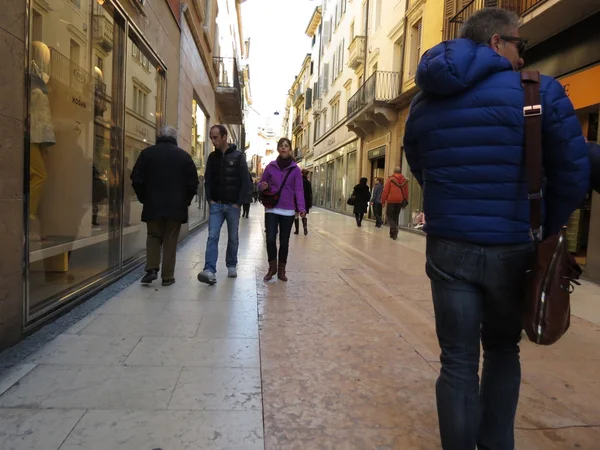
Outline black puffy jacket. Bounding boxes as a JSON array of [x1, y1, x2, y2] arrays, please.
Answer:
[[204, 144, 250, 204], [131, 136, 199, 223]]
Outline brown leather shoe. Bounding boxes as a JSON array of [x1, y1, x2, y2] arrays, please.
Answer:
[[277, 262, 288, 281], [264, 260, 278, 281]]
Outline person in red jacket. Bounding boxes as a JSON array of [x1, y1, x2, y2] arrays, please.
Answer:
[[381, 166, 409, 240]]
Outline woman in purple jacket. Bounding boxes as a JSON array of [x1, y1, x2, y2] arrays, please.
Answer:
[[259, 138, 306, 281]]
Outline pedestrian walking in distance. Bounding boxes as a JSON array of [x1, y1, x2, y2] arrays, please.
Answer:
[[370, 177, 384, 228], [242, 171, 253, 218], [350, 178, 370, 227], [259, 137, 306, 281], [131, 125, 199, 286], [198, 125, 251, 285], [404, 8, 589, 449], [382, 167, 409, 240], [294, 169, 313, 235]]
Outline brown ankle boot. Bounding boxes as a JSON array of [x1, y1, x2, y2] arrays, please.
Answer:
[[277, 262, 288, 281], [264, 260, 277, 281]]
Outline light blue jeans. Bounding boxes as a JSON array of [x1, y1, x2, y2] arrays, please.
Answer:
[[203, 203, 241, 274]]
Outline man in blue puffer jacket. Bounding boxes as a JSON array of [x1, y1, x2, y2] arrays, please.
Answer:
[[404, 8, 590, 450]]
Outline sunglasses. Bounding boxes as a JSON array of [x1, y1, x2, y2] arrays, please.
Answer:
[[498, 35, 528, 58]]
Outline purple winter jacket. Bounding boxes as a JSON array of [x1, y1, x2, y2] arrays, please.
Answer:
[[260, 160, 306, 213]]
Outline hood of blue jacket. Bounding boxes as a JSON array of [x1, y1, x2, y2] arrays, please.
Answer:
[[416, 39, 513, 97]]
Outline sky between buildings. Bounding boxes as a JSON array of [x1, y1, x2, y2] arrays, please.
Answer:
[[242, 0, 318, 134]]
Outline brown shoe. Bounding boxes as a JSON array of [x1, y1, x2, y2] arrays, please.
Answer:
[[264, 260, 278, 281], [277, 262, 288, 281]]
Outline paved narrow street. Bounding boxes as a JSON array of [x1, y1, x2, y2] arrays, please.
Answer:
[[1, 208, 600, 449]]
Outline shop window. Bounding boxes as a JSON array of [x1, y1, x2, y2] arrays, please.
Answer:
[[189, 98, 209, 228], [346, 151, 357, 212], [26, 0, 125, 317], [32, 10, 43, 42], [133, 84, 148, 117], [123, 33, 165, 264]]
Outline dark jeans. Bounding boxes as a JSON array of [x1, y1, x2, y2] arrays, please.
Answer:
[[145, 219, 182, 280], [426, 236, 535, 450], [386, 203, 403, 237], [372, 203, 383, 226], [265, 213, 295, 263]]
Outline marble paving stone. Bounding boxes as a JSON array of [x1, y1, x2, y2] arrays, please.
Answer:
[[124, 336, 260, 368], [258, 317, 394, 336], [163, 298, 258, 316], [0, 365, 180, 410], [515, 427, 600, 449], [259, 299, 384, 324], [24, 334, 140, 366], [261, 359, 438, 430], [58, 410, 264, 450], [92, 295, 170, 317], [0, 409, 85, 450], [521, 361, 600, 425], [260, 325, 414, 368], [62, 314, 100, 335], [168, 367, 262, 411], [264, 426, 440, 450], [78, 311, 202, 338], [159, 284, 258, 302], [0, 364, 36, 396], [196, 312, 259, 339], [516, 381, 588, 430]]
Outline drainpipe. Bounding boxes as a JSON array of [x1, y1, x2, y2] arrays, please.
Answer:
[[358, 0, 370, 183], [399, 0, 409, 97]]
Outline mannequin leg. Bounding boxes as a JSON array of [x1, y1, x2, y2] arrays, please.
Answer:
[[29, 144, 47, 219]]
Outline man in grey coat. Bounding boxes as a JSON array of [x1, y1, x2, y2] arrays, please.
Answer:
[[370, 177, 384, 228]]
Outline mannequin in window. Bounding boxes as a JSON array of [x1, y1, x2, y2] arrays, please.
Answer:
[[29, 41, 55, 240]]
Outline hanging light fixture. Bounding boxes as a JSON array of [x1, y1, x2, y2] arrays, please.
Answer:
[[97, 0, 105, 5]]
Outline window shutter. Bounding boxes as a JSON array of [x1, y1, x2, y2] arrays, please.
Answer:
[[417, 20, 423, 58], [323, 21, 331, 44], [444, 0, 455, 19], [341, 38, 345, 71], [323, 63, 330, 93]]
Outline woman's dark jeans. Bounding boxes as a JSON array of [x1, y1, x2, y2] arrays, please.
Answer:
[[426, 236, 535, 450], [265, 213, 295, 263]]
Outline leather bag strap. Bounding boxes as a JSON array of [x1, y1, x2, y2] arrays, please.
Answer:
[[521, 70, 543, 241]]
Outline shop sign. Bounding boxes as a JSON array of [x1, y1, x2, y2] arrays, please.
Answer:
[[368, 146, 386, 160], [559, 65, 600, 110]]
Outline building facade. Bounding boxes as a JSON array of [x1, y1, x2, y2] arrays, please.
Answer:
[[0, 0, 246, 349]]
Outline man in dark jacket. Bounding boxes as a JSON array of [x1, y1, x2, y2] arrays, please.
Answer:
[[198, 125, 251, 284], [404, 8, 590, 450], [131, 126, 199, 286]]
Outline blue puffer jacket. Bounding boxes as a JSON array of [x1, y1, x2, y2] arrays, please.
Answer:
[[404, 39, 590, 245]]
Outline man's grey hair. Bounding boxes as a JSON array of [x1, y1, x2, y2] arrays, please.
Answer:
[[394, 166, 402, 174], [157, 125, 178, 140], [458, 7, 520, 44]]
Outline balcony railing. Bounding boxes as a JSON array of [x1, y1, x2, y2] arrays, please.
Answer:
[[445, 0, 549, 40], [348, 35, 366, 70], [214, 57, 241, 92], [92, 14, 114, 52], [50, 47, 91, 95], [293, 115, 302, 131], [293, 84, 304, 104], [347, 71, 401, 118]]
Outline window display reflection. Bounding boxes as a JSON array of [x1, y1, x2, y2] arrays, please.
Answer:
[[122, 34, 163, 263], [28, 0, 123, 313], [189, 99, 209, 227]]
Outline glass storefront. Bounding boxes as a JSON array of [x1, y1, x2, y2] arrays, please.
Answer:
[[26, 0, 165, 321], [346, 151, 357, 213], [334, 156, 344, 210], [325, 162, 334, 209], [188, 99, 209, 228]]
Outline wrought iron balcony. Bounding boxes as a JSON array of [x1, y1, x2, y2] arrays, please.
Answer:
[[347, 71, 401, 118], [445, 0, 549, 41], [293, 116, 303, 133], [346, 71, 400, 137], [92, 14, 114, 52], [213, 57, 243, 125], [293, 84, 304, 105], [348, 35, 366, 70]]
